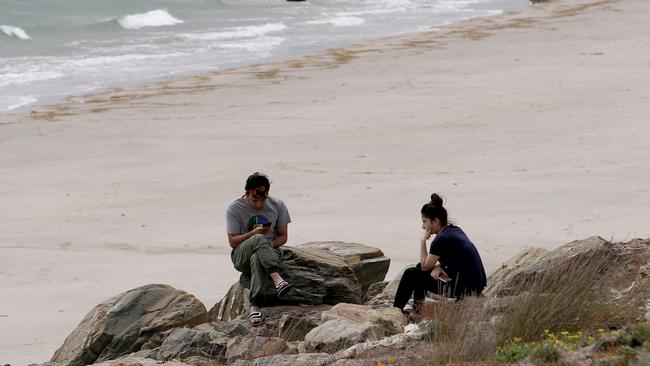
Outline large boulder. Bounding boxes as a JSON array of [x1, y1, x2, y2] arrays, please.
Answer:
[[486, 237, 650, 322], [51, 284, 208, 366], [209, 242, 390, 321], [299, 241, 391, 294]]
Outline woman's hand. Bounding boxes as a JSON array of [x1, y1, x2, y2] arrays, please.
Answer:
[[421, 229, 432, 242], [430, 265, 449, 281]]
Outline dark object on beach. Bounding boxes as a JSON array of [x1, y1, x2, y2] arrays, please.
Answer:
[[286, 0, 306, 2]]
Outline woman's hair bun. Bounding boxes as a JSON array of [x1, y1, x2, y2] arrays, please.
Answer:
[[430, 193, 444, 206]]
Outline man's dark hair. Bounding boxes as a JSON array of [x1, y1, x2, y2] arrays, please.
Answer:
[[245, 172, 271, 193]]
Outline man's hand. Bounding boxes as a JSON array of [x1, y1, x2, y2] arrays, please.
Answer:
[[430, 265, 450, 281], [228, 225, 272, 249], [252, 225, 272, 236]]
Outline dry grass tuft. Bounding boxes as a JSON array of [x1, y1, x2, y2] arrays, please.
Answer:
[[496, 249, 638, 343], [407, 248, 642, 364], [426, 297, 496, 363]]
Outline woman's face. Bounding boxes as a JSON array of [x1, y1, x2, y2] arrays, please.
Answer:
[[422, 216, 442, 235]]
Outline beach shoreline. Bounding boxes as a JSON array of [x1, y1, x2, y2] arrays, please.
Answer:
[[2, 0, 650, 364]]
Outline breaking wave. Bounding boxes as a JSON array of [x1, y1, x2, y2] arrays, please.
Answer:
[[1, 25, 32, 40], [118, 9, 183, 30]]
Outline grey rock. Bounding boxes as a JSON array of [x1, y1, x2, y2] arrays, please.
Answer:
[[485, 237, 650, 321], [333, 334, 408, 360], [250, 353, 332, 366], [404, 322, 429, 340], [51, 284, 207, 366], [320, 303, 406, 336], [362, 281, 388, 303], [299, 241, 391, 294], [210, 242, 389, 321], [278, 315, 319, 342], [225, 336, 289, 363], [87, 357, 191, 365], [484, 247, 549, 297], [144, 321, 251, 363], [303, 318, 383, 353]]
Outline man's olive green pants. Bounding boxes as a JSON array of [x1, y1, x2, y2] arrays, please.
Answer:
[[231, 234, 281, 307]]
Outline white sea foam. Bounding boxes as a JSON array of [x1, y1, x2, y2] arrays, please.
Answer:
[[216, 36, 285, 54], [64, 53, 185, 68], [179, 23, 287, 42], [306, 16, 366, 27], [0, 69, 65, 88], [0, 25, 32, 40], [3, 96, 37, 111], [118, 9, 183, 30], [485, 9, 505, 16]]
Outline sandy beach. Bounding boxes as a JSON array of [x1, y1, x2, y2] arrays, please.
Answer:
[[1, 0, 649, 364]]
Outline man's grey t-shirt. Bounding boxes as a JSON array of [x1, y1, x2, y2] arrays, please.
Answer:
[[226, 196, 291, 241]]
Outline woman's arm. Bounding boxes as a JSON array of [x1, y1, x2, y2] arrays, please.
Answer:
[[419, 230, 439, 270], [421, 253, 439, 271]]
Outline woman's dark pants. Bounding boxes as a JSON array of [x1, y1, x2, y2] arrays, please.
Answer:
[[393, 263, 450, 310]]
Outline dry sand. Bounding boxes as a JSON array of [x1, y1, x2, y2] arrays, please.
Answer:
[[1, 0, 649, 363]]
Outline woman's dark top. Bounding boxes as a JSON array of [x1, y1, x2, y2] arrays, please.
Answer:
[[429, 224, 487, 295]]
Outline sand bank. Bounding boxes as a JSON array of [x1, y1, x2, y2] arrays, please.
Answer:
[[1, 0, 649, 364]]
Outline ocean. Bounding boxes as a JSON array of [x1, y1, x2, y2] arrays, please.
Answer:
[[0, 0, 529, 112]]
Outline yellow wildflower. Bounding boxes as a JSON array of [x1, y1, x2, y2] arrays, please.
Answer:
[[388, 357, 397, 363]]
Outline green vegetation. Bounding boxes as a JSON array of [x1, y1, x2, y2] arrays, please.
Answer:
[[398, 249, 649, 365]]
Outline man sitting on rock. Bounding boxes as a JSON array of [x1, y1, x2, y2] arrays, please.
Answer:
[[226, 172, 293, 325]]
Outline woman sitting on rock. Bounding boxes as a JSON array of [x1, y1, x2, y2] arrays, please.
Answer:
[[393, 193, 487, 317]]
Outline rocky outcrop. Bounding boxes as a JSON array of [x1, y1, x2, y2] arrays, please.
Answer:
[[125, 305, 330, 364], [209, 242, 390, 321], [50, 284, 207, 366], [47, 237, 650, 366], [486, 237, 650, 322]]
